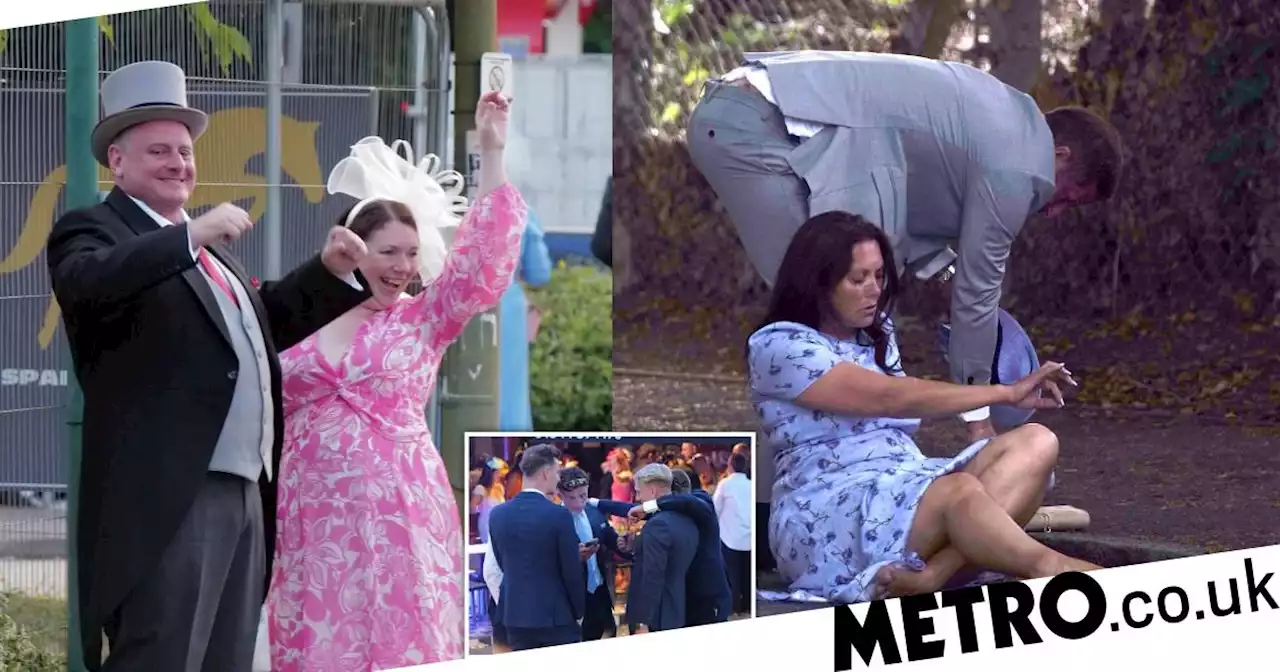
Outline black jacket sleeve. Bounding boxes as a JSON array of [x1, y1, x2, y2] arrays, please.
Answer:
[[655, 492, 716, 542], [255, 256, 371, 351], [46, 209, 197, 314]]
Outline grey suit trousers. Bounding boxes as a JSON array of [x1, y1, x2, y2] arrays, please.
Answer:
[[686, 79, 809, 288], [102, 472, 265, 672]]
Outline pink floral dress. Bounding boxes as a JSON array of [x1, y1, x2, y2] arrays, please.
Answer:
[[266, 184, 527, 671]]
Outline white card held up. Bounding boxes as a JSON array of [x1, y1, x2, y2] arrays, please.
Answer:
[[480, 52, 514, 100]]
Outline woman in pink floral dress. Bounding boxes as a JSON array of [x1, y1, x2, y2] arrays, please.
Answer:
[[266, 92, 525, 671]]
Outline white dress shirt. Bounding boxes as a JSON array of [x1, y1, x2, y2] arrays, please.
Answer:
[[712, 472, 752, 552], [723, 65, 826, 138], [483, 543, 503, 603]]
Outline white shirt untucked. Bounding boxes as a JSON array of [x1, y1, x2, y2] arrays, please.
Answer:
[[713, 472, 752, 552]]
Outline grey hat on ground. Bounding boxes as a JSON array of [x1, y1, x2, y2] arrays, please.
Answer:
[[91, 60, 209, 167]]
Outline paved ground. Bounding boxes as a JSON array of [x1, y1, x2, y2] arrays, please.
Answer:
[[614, 314, 1280, 554], [0, 504, 67, 599]]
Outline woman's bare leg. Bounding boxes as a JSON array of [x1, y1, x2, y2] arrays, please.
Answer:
[[880, 424, 1060, 595], [964, 423, 1058, 522], [908, 471, 1097, 579]]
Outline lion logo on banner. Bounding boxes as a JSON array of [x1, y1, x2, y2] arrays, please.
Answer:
[[0, 108, 326, 350]]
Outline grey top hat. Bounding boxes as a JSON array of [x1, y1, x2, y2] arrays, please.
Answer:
[[91, 61, 209, 167]]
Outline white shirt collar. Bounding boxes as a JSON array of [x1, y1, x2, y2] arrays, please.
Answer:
[[128, 195, 189, 227]]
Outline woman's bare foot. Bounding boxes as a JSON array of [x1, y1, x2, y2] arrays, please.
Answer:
[[1033, 553, 1102, 577], [1065, 558, 1102, 572], [873, 563, 946, 599]]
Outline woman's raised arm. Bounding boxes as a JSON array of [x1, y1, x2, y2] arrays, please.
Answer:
[[410, 183, 527, 347], [405, 92, 527, 347]]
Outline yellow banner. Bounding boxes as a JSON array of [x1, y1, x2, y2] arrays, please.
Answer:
[[0, 107, 326, 350]]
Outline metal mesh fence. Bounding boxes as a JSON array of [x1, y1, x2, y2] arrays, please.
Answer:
[[613, 0, 1280, 423], [0, 0, 447, 600]]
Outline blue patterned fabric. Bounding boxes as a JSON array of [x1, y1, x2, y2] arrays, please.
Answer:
[[748, 320, 991, 604]]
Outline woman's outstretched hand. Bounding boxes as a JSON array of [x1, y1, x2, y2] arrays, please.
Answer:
[[476, 90, 510, 152], [1006, 362, 1078, 409]]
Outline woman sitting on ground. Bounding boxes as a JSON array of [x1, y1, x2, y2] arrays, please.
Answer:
[[748, 210, 1098, 604]]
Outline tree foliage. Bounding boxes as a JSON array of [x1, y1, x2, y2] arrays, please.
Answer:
[[528, 263, 614, 432], [614, 0, 1280, 420], [0, 5, 251, 76], [0, 593, 65, 672]]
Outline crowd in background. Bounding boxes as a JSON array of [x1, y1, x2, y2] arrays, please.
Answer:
[[468, 439, 755, 630], [471, 441, 752, 535]]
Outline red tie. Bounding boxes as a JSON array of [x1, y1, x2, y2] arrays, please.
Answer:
[[198, 248, 240, 307]]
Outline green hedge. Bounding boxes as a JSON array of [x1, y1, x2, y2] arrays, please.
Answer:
[[0, 593, 65, 672], [528, 262, 613, 432]]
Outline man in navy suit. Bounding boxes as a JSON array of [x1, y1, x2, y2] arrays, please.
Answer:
[[556, 467, 632, 640], [487, 444, 585, 650], [623, 464, 699, 633], [592, 466, 733, 627]]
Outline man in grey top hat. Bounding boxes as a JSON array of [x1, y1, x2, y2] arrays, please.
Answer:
[[46, 60, 373, 671], [686, 50, 1124, 443]]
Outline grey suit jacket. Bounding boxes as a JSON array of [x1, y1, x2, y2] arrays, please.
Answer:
[[742, 50, 1057, 387]]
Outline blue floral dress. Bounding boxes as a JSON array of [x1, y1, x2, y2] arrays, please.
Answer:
[[748, 320, 991, 604]]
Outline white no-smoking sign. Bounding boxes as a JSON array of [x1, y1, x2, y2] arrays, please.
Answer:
[[480, 52, 514, 100]]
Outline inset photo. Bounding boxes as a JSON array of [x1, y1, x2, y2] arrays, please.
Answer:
[[465, 432, 756, 655]]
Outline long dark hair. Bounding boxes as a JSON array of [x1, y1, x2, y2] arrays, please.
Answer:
[[753, 211, 902, 374]]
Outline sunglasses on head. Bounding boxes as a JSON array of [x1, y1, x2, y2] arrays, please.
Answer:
[[558, 476, 589, 491]]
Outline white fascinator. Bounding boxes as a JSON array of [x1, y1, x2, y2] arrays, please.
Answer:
[[326, 137, 469, 283]]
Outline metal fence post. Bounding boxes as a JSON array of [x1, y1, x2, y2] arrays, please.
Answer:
[[63, 17, 99, 672], [264, 0, 285, 280], [438, 0, 497, 527], [411, 9, 429, 154]]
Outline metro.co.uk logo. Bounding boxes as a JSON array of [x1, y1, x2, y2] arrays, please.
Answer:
[[834, 557, 1276, 669]]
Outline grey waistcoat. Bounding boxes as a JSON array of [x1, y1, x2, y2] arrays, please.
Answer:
[[201, 263, 271, 482]]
